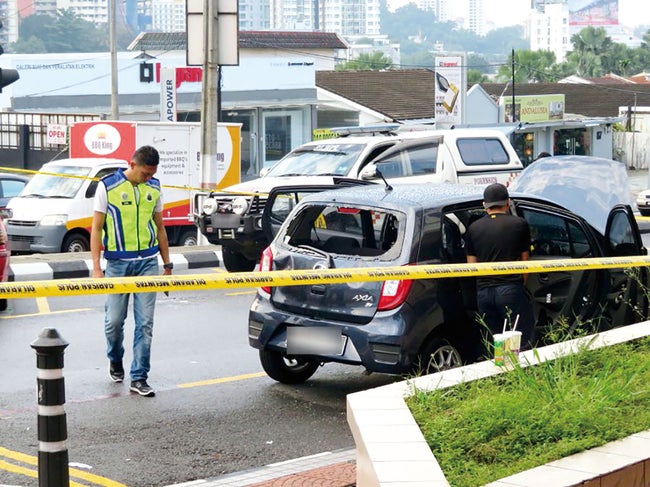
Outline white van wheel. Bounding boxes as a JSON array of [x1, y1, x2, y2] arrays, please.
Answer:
[[62, 233, 90, 253]]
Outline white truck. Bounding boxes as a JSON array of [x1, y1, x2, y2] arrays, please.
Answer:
[[194, 126, 524, 272], [7, 121, 241, 253]]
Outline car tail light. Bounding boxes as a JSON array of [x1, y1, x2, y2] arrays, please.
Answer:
[[378, 278, 413, 311], [259, 246, 273, 293]]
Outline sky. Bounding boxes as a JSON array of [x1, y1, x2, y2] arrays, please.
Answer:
[[387, 0, 650, 28]]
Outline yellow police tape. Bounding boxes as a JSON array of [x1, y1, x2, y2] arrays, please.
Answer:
[[0, 255, 649, 299], [0, 165, 266, 197]]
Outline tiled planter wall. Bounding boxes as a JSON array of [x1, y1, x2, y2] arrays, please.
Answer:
[[347, 321, 650, 487]]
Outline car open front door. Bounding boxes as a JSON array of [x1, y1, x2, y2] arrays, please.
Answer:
[[518, 204, 605, 337], [602, 204, 649, 328]]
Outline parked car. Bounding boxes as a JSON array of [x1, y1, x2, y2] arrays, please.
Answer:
[[636, 188, 650, 216], [196, 126, 523, 272], [248, 156, 647, 384], [0, 172, 29, 208], [0, 206, 12, 311]]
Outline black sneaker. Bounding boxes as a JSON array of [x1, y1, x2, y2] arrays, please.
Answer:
[[109, 362, 124, 383], [130, 380, 155, 397]]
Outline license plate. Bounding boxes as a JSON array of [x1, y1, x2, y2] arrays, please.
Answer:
[[286, 327, 345, 355]]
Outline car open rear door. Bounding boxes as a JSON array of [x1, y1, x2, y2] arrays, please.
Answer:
[[602, 204, 649, 327], [261, 178, 376, 242]]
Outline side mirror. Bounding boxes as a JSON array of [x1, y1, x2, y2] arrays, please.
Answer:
[[259, 167, 270, 177], [359, 164, 378, 180]]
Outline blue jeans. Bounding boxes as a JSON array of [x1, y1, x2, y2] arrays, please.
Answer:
[[104, 257, 158, 382], [477, 283, 535, 354]]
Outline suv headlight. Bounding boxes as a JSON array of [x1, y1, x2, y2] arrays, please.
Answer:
[[40, 214, 68, 226], [202, 199, 218, 215], [232, 197, 250, 215]]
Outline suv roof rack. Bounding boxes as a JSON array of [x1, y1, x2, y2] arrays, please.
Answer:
[[330, 123, 402, 137]]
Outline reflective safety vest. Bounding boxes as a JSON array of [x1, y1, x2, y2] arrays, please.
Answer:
[[101, 169, 161, 260]]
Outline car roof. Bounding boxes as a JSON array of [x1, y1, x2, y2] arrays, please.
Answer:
[[0, 172, 30, 181], [300, 182, 488, 209]]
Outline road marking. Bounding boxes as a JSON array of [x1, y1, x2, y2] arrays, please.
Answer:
[[178, 371, 266, 388], [0, 447, 127, 486], [36, 297, 50, 313], [0, 308, 92, 320], [225, 290, 256, 296]]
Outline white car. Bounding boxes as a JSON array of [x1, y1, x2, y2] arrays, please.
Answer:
[[637, 189, 650, 216]]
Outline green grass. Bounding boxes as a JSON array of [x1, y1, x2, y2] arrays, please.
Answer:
[[406, 336, 650, 486]]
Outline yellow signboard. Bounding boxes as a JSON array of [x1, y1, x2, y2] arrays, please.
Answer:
[[501, 94, 565, 123]]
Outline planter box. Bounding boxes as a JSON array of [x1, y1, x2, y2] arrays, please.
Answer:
[[347, 320, 650, 487]]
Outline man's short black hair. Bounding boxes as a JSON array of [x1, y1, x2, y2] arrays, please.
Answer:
[[132, 145, 159, 166]]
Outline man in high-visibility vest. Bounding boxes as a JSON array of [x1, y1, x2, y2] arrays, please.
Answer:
[[91, 145, 172, 397]]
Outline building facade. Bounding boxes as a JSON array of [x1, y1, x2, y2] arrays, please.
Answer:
[[530, 1, 570, 62]]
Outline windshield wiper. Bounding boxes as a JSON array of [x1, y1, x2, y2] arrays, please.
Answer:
[[272, 172, 306, 177], [314, 172, 344, 176], [22, 193, 47, 198]]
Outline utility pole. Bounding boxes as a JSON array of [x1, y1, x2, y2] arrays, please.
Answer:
[[511, 48, 516, 123], [201, 0, 219, 189], [109, 0, 119, 119]]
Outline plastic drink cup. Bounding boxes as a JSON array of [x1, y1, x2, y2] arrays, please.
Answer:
[[505, 330, 522, 360], [493, 333, 506, 366]]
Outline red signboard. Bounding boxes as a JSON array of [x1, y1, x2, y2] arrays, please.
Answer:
[[69, 121, 137, 161]]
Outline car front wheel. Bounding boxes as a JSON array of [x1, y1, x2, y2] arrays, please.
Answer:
[[62, 232, 90, 252], [259, 349, 320, 384]]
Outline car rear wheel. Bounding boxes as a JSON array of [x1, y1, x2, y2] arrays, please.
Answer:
[[416, 338, 463, 375], [259, 349, 320, 384], [62, 232, 90, 253], [0, 298, 7, 312], [640, 209, 650, 217], [222, 247, 257, 272]]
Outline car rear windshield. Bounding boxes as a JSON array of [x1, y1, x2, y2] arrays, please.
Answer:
[[265, 143, 366, 177], [284, 204, 403, 258]]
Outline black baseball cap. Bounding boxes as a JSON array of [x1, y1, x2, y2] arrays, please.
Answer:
[[483, 183, 509, 208]]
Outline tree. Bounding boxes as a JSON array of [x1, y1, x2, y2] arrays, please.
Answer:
[[496, 49, 557, 83], [336, 52, 393, 71], [565, 26, 613, 77], [10, 8, 134, 53]]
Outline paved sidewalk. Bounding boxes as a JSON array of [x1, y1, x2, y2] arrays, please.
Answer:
[[7, 245, 222, 281], [168, 449, 356, 487]]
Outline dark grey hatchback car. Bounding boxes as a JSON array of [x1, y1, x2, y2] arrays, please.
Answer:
[[248, 156, 648, 384]]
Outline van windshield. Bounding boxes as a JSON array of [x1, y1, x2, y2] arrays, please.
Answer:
[[20, 165, 91, 198]]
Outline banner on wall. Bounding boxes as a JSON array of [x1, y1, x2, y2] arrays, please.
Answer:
[[499, 94, 565, 123]]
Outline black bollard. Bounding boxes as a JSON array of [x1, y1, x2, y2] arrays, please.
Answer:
[[30, 328, 70, 487]]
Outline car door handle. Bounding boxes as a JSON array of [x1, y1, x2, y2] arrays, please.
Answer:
[[311, 284, 326, 295]]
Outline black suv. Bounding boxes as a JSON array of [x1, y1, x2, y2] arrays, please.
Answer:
[[248, 156, 647, 384]]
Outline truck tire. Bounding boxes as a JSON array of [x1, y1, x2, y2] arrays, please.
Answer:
[[0, 299, 7, 312], [176, 229, 198, 247], [259, 349, 320, 384], [62, 232, 90, 253], [222, 247, 257, 272]]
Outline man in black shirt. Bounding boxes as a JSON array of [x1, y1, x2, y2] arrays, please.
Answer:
[[465, 183, 535, 355]]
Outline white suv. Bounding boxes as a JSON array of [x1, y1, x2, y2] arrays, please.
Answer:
[[195, 125, 523, 272]]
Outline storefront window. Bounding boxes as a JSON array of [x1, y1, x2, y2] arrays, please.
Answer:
[[512, 132, 535, 167], [554, 129, 590, 156]]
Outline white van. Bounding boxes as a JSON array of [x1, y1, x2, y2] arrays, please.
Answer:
[[7, 158, 126, 253], [7, 158, 198, 253]]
